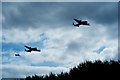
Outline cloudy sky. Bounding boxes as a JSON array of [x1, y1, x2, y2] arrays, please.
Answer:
[[1, 2, 118, 78]]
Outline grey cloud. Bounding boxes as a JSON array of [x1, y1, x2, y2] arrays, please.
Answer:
[[2, 2, 66, 29], [118, 2, 120, 60], [66, 41, 84, 55], [60, 2, 118, 25], [2, 2, 118, 30]]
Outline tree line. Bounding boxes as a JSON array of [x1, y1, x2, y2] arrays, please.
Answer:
[[25, 60, 120, 80]]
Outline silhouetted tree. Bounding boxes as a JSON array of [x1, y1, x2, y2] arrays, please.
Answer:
[[25, 60, 120, 80]]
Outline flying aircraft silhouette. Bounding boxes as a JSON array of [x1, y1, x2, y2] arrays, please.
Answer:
[[24, 45, 41, 52], [15, 54, 20, 56], [73, 18, 90, 27]]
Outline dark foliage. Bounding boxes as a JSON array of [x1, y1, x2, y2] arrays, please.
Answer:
[[25, 60, 120, 80]]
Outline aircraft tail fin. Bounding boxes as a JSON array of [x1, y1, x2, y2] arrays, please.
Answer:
[[25, 49, 31, 52], [25, 49, 27, 51], [73, 23, 79, 27], [73, 23, 75, 26]]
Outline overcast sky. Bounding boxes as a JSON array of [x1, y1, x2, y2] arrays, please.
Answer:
[[1, 2, 118, 78]]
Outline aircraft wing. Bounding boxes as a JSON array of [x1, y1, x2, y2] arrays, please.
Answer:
[[74, 18, 80, 22], [24, 45, 31, 49]]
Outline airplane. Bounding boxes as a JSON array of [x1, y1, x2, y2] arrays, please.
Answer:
[[24, 45, 41, 52], [73, 18, 90, 27], [15, 54, 20, 56]]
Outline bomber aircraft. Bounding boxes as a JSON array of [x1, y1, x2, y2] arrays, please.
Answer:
[[73, 18, 90, 27], [25, 45, 41, 52]]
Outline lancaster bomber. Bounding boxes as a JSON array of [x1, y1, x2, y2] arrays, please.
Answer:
[[73, 18, 90, 27], [24, 45, 41, 52], [15, 54, 20, 56]]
